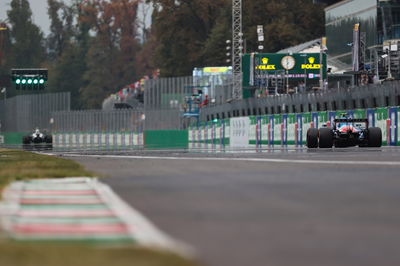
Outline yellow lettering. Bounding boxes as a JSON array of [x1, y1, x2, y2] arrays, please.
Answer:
[[301, 64, 321, 69], [256, 65, 276, 70]]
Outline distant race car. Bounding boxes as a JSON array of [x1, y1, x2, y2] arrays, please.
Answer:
[[22, 128, 52, 149], [306, 115, 382, 148]]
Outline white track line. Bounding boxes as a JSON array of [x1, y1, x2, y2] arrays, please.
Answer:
[[56, 153, 400, 166]]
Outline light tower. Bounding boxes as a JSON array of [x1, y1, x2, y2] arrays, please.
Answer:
[[232, 0, 243, 100]]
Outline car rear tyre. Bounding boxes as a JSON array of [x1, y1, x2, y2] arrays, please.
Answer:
[[307, 128, 319, 148], [368, 127, 382, 147], [44, 135, 53, 144], [319, 128, 333, 148]]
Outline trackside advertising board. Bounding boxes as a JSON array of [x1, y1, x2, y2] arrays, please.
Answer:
[[189, 106, 399, 148], [230, 117, 250, 147]]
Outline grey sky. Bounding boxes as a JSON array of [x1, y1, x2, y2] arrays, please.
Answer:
[[0, 0, 65, 35], [0, 0, 152, 36]]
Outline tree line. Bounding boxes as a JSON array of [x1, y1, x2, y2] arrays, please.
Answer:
[[0, 0, 325, 109]]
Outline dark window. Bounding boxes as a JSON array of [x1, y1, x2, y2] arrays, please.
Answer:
[[271, 107, 275, 114], [265, 107, 269, 114], [300, 104, 304, 113], [242, 109, 246, 116], [258, 108, 262, 115], [308, 104, 312, 112], [352, 100, 357, 109], [227, 112, 231, 118], [332, 101, 337, 110], [343, 100, 347, 109], [292, 105, 296, 113], [207, 115, 210, 121], [324, 102, 328, 111], [361, 99, 366, 109], [373, 97, 377, 108], [317, 103, 321, 111], [277, 106, 282, 114], [385, 96, 390, 106]]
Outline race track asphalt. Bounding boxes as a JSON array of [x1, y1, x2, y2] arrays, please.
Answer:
[[64, 147, 400, 266]]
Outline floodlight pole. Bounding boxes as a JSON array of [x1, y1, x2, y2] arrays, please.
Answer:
[[320, 37, 327, 90], [232, 0, 243, 100]]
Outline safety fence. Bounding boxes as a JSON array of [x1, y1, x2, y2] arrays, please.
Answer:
[[0, 92, 70, 133], [53, 132, 144, 150], [51, 109, 144, 133], [189, 106, 400, 148], [144, 75, 233, 130]]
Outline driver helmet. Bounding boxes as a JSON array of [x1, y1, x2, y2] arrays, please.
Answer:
[[337, 113, 349, 128]]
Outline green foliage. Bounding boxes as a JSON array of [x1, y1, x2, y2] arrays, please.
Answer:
[[0, 0, 46, 98], [47, 0, 75, 59], [150, 0, 229, 76], [7, 0, 45, 68], [0, 0, 326, 107], [78, 0, 139, 109], [242, 0, 325, 53], [200, 4, 232, 66], [147, 0, 325, 77], [47, 44, 88, 109]]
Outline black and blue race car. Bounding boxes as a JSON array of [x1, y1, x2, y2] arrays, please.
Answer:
[[307, 115, 382, 148]]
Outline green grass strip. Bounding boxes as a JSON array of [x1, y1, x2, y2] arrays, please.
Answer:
[[0, 149, 94, 190], [0, 241, 200, 266]]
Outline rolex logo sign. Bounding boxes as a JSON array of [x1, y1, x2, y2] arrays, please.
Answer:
[[256, 57, 276, 70], [302, 57, 320, 69]]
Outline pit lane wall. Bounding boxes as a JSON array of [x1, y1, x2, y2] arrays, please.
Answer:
[[53, 132, 144, 150], [189, 106, 400, 148]]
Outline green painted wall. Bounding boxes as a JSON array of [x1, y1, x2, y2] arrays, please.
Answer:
[[145, 130, 188, 149], [0, 132, 28, 145]]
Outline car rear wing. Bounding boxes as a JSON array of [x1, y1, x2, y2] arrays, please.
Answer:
[[334, 118, 368, 123], [333, 118, 369, 128]]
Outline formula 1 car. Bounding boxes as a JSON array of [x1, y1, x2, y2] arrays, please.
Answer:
[[306, 116, 382, 148], [22, 128, 53, 149]]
